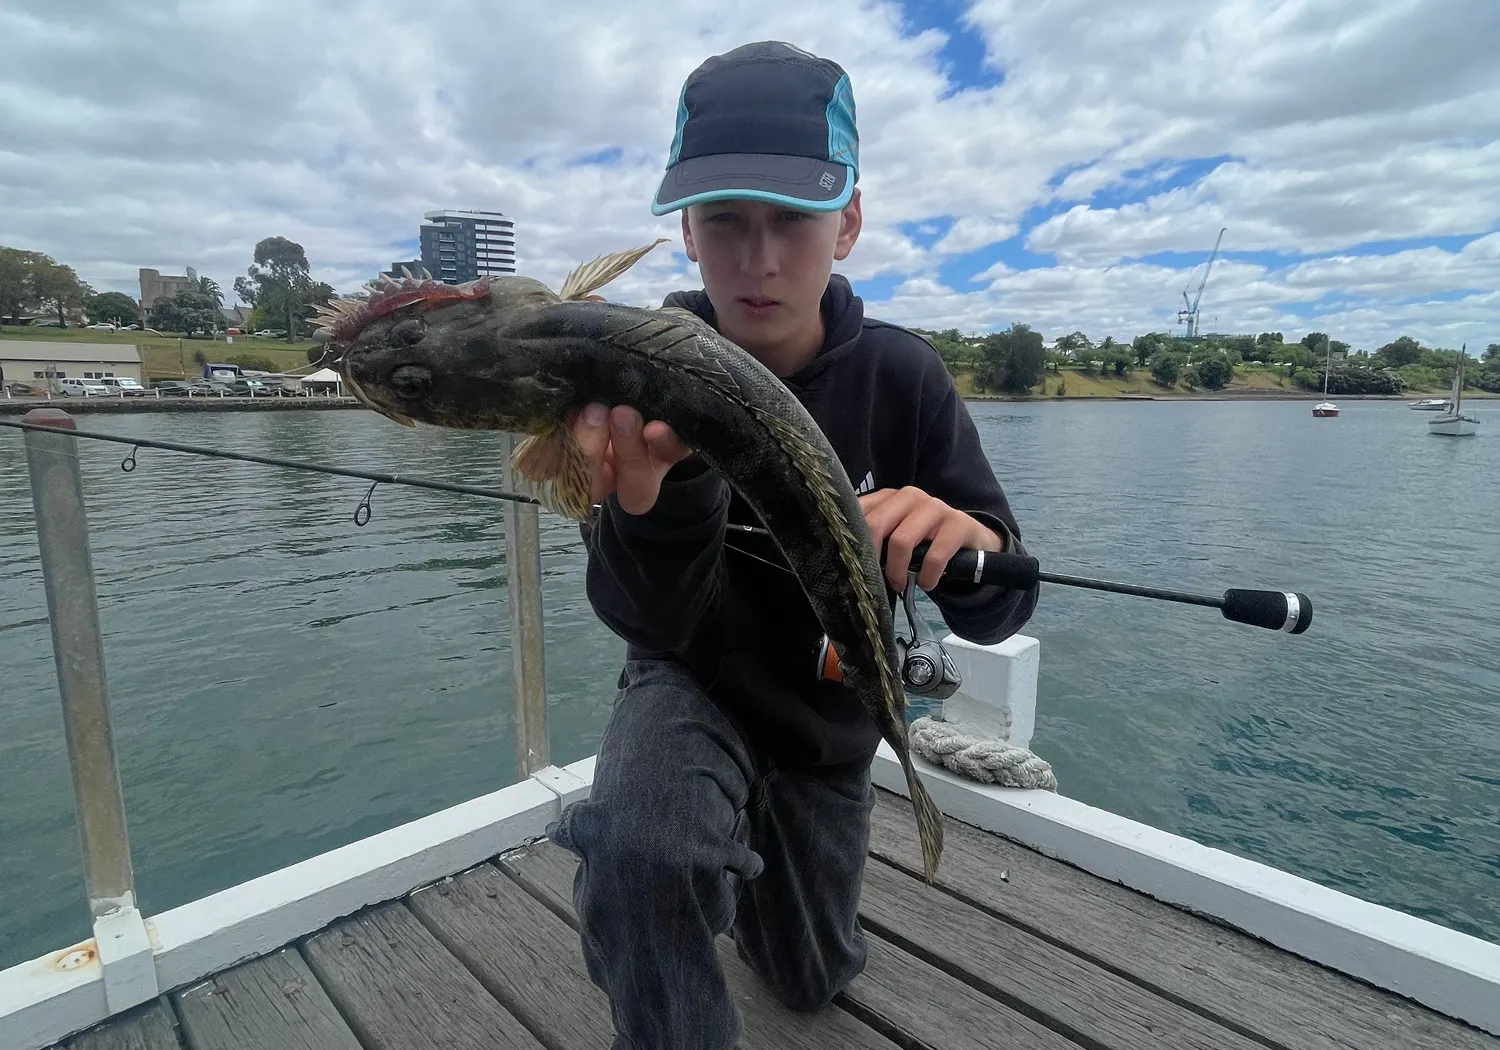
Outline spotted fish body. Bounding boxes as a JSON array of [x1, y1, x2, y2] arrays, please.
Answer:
[[313, 241, 945, 880]]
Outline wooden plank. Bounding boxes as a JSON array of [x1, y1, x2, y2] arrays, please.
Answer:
[[407, 862, 615, 1049], [300, 901, 545, 1050], [869, 788, 1497, 1050], [65, 999, 181, 1050], [846, 935, 1085, 1050], [860, 858, 1259, 1050], [172, 948, 362, 1050], [499, 841, 903, 1049]]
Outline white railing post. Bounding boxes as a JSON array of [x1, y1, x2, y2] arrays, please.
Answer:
[[20, 407, 157, 1013], [936, 632, 1041, 750], [501, 432, 549, 779]]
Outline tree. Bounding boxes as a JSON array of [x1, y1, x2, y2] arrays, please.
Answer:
[[975, 323, 1046, 394], [31, 257, 92, 327], [196, 275, 223, 308], [1375, 336, 1422, 367], [0, 248, 92, 326], [1196, 353, 1234, 390], [1150, 353, 1180, 386], [1132, 332, 1168, 366], [149, 289, 221, 335], [234, 236, 318, 341], [0, 246, 44, 321], [1099, 342, 1133, 377], [87, 291, 141, 327]]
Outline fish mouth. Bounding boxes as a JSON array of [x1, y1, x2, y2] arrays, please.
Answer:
[[335, 354, 415, 427]]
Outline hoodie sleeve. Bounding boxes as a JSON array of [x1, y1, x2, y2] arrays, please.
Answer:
[[910, 366, 1039, 645], [579, 455, 730, 653]]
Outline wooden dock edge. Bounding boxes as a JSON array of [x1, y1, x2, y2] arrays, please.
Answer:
[[0, 769, 578, 1050], [871, 741, 1500, 1037], [5, 740, 1499, 1049]]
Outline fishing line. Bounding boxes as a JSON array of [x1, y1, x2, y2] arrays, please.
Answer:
[[3, 417, 1311, 632], [0, 418, 541, 527]]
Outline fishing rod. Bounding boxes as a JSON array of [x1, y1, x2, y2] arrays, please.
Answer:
[[726, 522, 1313, 636]]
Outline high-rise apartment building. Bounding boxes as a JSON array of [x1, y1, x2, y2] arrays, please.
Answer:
[[417, 210, 517, 284]]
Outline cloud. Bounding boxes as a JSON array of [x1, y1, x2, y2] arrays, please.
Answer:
[[0, 0, 1496, 351]]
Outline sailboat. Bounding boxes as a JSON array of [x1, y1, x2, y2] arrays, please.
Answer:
[[1427, 346, 1480, 437], [1312, 335, 1338, 417]]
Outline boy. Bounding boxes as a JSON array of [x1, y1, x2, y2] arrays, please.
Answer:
[[547, 40, 1039, 1048]]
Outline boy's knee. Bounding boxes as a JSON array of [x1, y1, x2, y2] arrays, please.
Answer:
[[558, 792, 760, 931]]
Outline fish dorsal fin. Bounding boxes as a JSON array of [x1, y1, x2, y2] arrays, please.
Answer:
[[558, 238, 670, 301], [603, 310, 741, 397]]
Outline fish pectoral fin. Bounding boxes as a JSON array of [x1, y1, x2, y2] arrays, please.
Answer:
[[512, 426, 594, 521]]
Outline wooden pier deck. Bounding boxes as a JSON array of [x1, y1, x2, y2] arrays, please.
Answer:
[[48, 788, 1496, 1050]]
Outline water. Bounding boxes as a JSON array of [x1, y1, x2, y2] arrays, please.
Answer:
[[2, 400, 1497, 969]]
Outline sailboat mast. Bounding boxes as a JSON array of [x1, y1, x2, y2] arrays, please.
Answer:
[[1456, 344, 1465, 414]]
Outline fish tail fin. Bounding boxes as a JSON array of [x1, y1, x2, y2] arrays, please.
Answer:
[[902, 751, 945, 884]]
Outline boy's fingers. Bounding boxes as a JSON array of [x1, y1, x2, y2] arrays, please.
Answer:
[[642, 420, 691, 466], [572, 402, 613, 501], [609, 406, 662, 514]]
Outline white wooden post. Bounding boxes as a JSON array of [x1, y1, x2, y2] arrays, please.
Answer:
[[936, 632, 1040, 750]]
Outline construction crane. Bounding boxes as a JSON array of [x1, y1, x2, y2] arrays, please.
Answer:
[[1176, 226, 1226, 339]]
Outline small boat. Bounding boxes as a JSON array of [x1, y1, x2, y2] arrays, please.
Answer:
[[1409, 398, 1448, 410], [1427, 347, 1480, 437], [1312, 337, 1338, 417]]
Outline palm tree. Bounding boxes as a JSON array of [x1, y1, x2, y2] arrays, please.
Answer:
[[197, 275, 223, 308]]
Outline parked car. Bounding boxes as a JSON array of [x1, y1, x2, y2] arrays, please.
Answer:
[[59, 379, 108, 397], [149, 380, 196, 397], [98, 377, 148, 396]]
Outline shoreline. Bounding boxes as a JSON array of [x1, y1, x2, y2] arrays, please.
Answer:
[[2, 389, 1491, 417], [0, 396, 366, 416], [962, 389, 1496, 403]]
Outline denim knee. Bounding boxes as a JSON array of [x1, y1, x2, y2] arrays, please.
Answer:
[[557, 792, 762, 935]]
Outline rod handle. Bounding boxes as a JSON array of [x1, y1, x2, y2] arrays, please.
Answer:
[[1221, 589, 1313, 633], [903, 540, 1040, 589]]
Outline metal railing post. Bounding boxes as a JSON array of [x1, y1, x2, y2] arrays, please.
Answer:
[[21, 408, 137, 918], [502, 432, 549, 778]]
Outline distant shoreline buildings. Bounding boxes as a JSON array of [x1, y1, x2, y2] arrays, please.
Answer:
[[384, 209, 517, 284]]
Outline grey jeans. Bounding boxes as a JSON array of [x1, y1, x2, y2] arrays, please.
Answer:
[[547, 658, 876, 1049]]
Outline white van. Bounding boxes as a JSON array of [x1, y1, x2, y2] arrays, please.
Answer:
[[98, 377, 147, 396], [59, 379, 108, 397]]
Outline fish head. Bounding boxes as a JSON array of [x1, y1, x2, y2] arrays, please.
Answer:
[[310, 269, 569, 432]]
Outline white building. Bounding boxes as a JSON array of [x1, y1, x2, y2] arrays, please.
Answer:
[[0, 341, 144, 393], [418, 209, 517, 283]]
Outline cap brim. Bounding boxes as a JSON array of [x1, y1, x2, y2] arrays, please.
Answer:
[[652, 153, 854, 216]]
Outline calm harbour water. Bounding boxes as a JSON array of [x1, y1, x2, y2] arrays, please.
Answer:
[[1, 399, 1497, 969]]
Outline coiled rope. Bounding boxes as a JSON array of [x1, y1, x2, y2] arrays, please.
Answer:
[[908, 715, 1057, 791]]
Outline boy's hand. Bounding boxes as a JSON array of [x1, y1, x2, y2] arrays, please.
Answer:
[[859, 486, 1003, 593], [570, 402, 692, 515]]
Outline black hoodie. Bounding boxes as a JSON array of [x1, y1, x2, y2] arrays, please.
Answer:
[[579, 273, 1039, 769]]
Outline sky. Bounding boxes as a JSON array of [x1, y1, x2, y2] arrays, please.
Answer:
[[2, 0, 1498, 353]]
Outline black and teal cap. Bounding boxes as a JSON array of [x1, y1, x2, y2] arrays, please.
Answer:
[[652, 41, 859, 216]]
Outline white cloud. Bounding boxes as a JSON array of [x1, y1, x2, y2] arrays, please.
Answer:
[[0, 0, 1496, 351]]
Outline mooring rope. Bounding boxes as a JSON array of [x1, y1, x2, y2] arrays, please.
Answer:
[[908, 716, 1058, 790]]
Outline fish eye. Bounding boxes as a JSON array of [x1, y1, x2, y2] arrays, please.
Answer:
[[388, 364, 432, 400], [391, 317, 425, 345]]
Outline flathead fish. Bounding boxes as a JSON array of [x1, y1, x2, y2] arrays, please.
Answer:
[[310, 240, 945, 880]]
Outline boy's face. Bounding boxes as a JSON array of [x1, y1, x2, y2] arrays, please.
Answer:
[[680, 191, 861, 357]]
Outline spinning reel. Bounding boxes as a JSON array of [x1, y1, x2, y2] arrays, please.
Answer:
[[815, 569, 962, 700]]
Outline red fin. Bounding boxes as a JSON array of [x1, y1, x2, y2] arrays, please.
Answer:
[[320, 277, 491, 343]]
